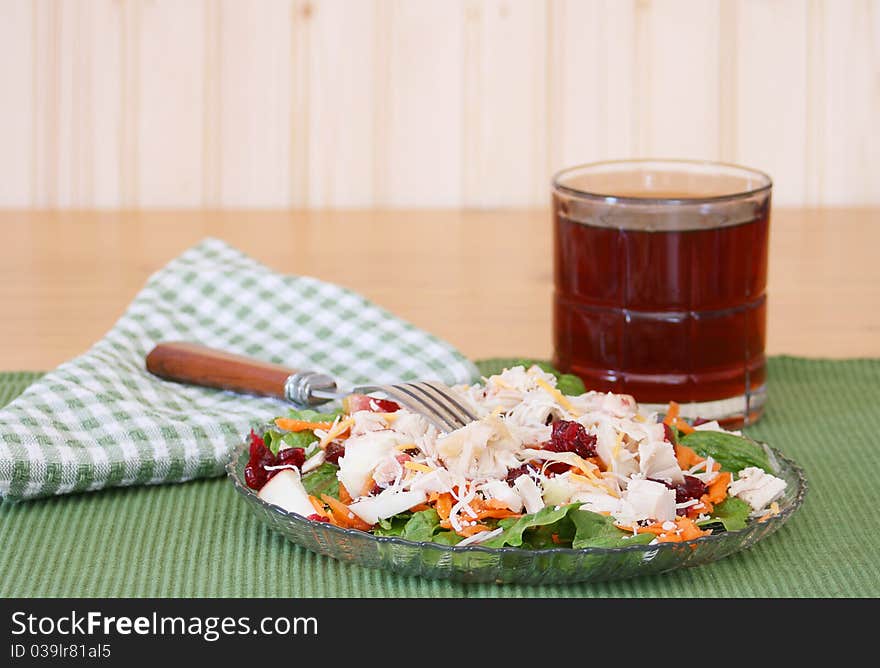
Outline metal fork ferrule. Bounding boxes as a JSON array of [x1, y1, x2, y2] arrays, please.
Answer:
[[284, 371, 338, 406]]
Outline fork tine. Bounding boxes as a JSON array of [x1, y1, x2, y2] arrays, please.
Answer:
[[398, 383, 466, 431], [371, 384, 456, 433], [418, 381, 477, 424], [410, 382, 474, 428], [352, 381, 474, 432]]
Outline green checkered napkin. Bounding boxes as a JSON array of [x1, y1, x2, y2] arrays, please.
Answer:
[[0, 238, 478, 501]]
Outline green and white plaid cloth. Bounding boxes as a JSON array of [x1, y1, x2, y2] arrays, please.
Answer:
[[0, 238, 478, 501]]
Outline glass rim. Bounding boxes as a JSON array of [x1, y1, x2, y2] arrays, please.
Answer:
[[552, 158, 773, 205]]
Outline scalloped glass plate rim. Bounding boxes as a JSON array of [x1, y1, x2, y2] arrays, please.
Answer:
[[226, 437, 807, 559]]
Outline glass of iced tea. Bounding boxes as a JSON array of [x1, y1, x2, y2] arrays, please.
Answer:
[[552, 159, 772, 426]]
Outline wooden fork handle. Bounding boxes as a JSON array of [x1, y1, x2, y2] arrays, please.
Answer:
[[145, 341, 297, 400]]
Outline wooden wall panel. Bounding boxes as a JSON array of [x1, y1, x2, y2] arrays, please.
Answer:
[[217, 0, 292, 207], [137, 0, 205, 207], [463, 0, 547, 207], [303, 0, 377, 207], [0, 0, 33, 206], [548, 0, 637, 171], [382, 1, 465, 207], [638, 0, 722, 160], [812, 0, 880, 205], [1, 0, 878, 209], [735, 0, 808, 205]]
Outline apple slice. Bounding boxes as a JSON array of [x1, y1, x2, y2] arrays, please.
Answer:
[[348, 488, 426, 525], [257, 469, 315, 517], [343, 393, 401, 414]]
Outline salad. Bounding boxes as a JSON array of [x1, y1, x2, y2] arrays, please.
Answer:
[[244, 364, 787, 550]]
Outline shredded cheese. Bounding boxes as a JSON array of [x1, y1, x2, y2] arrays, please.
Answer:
[[534, 377, 577, 415], [318, 417, 354, 449], [403, 461, 433, 473], [611, 431, 624, 459]]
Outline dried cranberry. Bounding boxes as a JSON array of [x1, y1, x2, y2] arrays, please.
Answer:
[[505, 465, 531, 485], [692, 417, 710, 426], [371, 398, 401, 412], [324, 441, 345, 465], [649, 475, 708, 504], [276, 447, 306, 468], [662, 422, 678, 444], [244, 465, 266, 490], [244, 431, 271, 489], [344, 394, 401, 413], [544, 462, 570, 475], [545, 420, 597, 459], [248, 429, 266, 458], [244, 430, 306, 490], [676, 475, 708, 503], [307, 514, 330, 523]]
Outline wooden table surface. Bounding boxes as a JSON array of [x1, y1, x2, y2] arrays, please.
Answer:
[[1, 208, 878, 371]]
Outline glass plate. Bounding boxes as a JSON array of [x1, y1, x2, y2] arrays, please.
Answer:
[[226, 437, 807, 584]]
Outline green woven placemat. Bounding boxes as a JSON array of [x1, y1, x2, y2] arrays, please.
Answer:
[[1, 358, 878, 597]]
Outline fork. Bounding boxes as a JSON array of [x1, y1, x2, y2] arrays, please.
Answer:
[[145, 341, 476, 432]]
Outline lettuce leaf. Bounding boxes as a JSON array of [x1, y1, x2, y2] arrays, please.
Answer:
[[680, 431, 771, 473], [478, 503, 651, 549], [481, 504, 580, 548], [286, 408, 343, 423], [556, 375, 587, 397], [265, 408, 342, 455], [263, 429, 316, 455], [373, 513, 410, 537], [473, 359, 586, 396], [371, 503, 651, 549], [570, 509, 654, 549], [300, 462, 340, 500], [373, 510, 445, 543], [699, 497, 751, 532], [431, 531, 464, 546], [401, 509, 442, 542]]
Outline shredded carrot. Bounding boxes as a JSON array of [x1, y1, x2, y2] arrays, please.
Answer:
[[308, 495, 328, 518], [483, 498, 514, 510], [675, 516, 709, 541], [464, 496, 521, 521], [274, 417, 334, 432], [674, 444, 704, 470], [338, 483, 353, 505], [624, 516, 711, 543], [476, 508, 521, 521], [318, 418, 354, 449], [434, 493, 455, 521], [673, 417, 695, 435], [320, 494, 373, 531], [587, 456, 606, 472], [456, 523, 491, 537], [323, 509, 343, 528], [757, 502, 780, 522], [705, 471, 731, 505], [359, 475, 376, 497], [408, 503, 432, 513], [663, 401, 680, 426]]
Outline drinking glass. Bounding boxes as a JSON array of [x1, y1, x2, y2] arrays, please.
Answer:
[[552, 159, 772, 426]]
